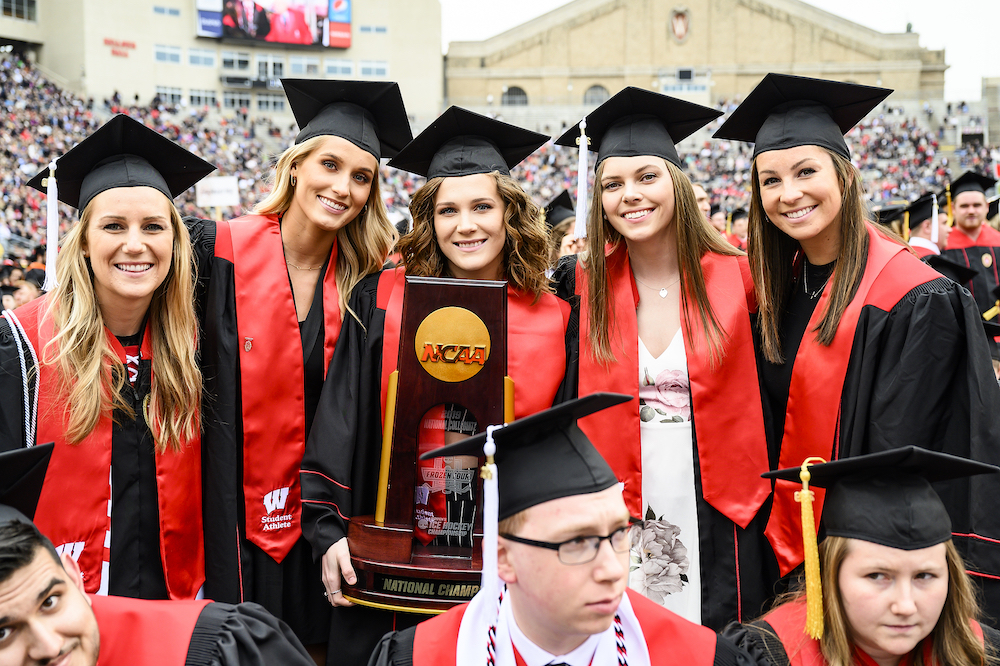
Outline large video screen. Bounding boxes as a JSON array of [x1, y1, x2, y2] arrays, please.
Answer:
[[196, 0, 352, 48]]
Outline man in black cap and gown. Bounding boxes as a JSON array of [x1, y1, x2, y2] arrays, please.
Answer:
[[940, 171, 1000, 318], [0, 445, 314, 666], [370, 394, 756, 666]]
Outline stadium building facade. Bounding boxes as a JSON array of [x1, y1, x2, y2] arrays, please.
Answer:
[[445, 0, 948, 134], [0, 0, 443, 127]]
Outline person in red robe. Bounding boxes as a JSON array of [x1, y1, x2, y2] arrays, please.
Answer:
[[724, 448, 1000, 666], [300, 107, 574, 665], [552, 87, 771, 629], [0, 446, 313, 666], [714, 74, 1000, 624], [368, 394, 753, 666], [941, 172, 1000, 317], [186, 79, 412, 658], [1, 115, 214, 603]]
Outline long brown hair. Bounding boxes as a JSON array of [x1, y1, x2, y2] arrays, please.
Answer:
[[583, 158, 740, 365], [398, 171, 552, 301], [254, 136, 397, 320], [749, 148, 870, 364], [44, 200, 201, 453], [816, 537, 985, 666]]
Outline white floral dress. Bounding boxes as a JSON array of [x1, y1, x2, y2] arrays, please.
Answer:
[[629, 331, 702, 624]]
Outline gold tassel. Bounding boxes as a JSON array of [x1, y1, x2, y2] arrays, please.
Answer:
[[796, 456, 827, 639], [726, 212, 732, 236], [984, 302, 1000, 321], [946, 184, 954, 228], [903, 212, 910, 242]]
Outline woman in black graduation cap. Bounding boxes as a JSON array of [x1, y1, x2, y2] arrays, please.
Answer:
[[713, 74, 1000, 616], [299, 107, 572, 664], [724, 449, 1000, 666], [551, 88, 771, 630], [0, 114, 214, 601], [186, 79, 412, 657]]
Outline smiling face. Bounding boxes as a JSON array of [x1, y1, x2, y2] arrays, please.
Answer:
[[84, 186, 175, 319], [755, 145, 845, 265], [600, 156, 677, 246], [433, 173, 507, 281], [288, 135, 376, 234], [0, 549, 100, 666], [838, 539, 948, 666], [498, 486, 631, 656], [953, 191, 987, 233]]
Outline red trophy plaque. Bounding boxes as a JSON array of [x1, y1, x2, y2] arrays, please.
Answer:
[[343, 276, 512, 613]]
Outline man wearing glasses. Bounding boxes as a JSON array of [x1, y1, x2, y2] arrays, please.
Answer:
[[369, 394, 751, 666]]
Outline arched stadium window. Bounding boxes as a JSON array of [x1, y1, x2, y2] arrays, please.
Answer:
[[501, 86, 528, 106], [584, 85, 610, 105]]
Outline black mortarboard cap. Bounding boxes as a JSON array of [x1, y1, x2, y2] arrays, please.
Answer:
[[925, 255, 978, 286], [26, 114, 216, 212], [764, 447, 998, 550], [554, 87, 721, 169], [989, 196, 999, 220], [904, 193, 936, 229], [282, 79, 412, 159], [713, 74, 891, 159], [1, 285, 17, 298], [950, 171, 997, 198], [872, 203, 907, 227], [419, 393, 631, 519], [544, 191, 575, 229], [388, 107, 547, 178], [730, 208, 748, 222], [0, 444, 54, 526]]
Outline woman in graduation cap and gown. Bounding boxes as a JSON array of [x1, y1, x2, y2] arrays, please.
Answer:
[[0, 114, 214, 601], [712, 74, 1000, 618], [185, 79, 412, 654], [551, 87, 773, 629], [299, 107, 573, 664], [723, 448, 1000, 666]]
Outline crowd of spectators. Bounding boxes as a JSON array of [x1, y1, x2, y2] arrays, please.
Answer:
[[1, 51, 997, 262]]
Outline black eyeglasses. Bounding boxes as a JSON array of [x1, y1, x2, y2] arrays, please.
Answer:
[[499, 520, 641, 565]]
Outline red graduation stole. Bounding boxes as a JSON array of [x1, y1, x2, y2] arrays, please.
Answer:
[[91, 595, 210, 666], [219, 214, 341, 563], [765, 225, 943, 576], [945, 223, 1000, 249], [376, 267, 569, 426], [17, 296, 204, 599], [576, 245, 770, 529]]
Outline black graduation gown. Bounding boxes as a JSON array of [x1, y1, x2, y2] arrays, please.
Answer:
[[0, 317, 168, 599], [185, 217, 331, 644], [754, 259, 1000, 624], [551, 255, 780, 631], [940, 226, 1000, 317], [91, 595, 313, 666]]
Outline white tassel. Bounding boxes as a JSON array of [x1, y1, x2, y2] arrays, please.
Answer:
[[481, 424, 501, 664], [931, 194, 940, 246], [574, 120, 589, 239], [43, 160, 59, 292]]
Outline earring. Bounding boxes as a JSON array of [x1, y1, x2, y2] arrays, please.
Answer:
[[361, 204, 368, 216], [290, 174, 297, 187]]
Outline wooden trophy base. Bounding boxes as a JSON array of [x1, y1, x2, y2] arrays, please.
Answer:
[[344, 515, 482, 614]]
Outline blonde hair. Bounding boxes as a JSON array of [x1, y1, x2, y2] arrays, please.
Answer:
[[749, 149, 871, 364], [397, 171, 552, 301], [548, 216, 575, 267], [254, 135, 397, 319], [583, 158, 740, 365], [815, 537, 985, 666], [43, 199, 201, 452]]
